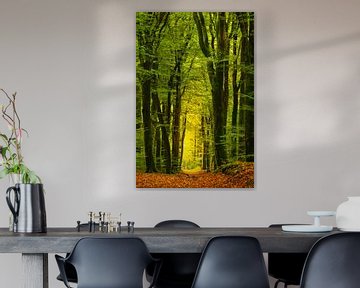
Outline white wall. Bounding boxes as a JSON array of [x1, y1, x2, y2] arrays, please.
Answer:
[[1, 0, 360, 287]]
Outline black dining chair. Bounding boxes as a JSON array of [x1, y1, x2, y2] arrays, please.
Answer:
[[300, 232, 360, 288], [147, 220, 201, 288], [56, 223, 99, 284], [191, 236, 270, 288], [268, 224, 308, 288], [56, 262, 77, 284], [55, 237, 161, 288]]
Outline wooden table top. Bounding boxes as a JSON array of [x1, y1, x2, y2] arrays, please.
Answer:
[[0, 227, 340, 254]]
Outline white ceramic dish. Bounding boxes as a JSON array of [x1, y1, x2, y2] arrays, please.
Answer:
[[307, 211, 336, 217], [282, 225, 333, 233]]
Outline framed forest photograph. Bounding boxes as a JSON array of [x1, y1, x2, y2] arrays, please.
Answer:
[[136, 12, 254, 188]]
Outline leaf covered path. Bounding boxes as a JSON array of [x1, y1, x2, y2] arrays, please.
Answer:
[[136, 164, 254, 188]]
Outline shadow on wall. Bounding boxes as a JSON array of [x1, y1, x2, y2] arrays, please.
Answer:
[[258, 11, 360, 211], [263, 31, 360, 62]]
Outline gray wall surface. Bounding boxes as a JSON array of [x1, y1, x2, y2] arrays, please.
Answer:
[[0, 0, 360, 286]]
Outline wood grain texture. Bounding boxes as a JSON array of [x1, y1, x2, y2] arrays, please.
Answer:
[[0, 227, 339, 253], [22, 254, 48, 288]]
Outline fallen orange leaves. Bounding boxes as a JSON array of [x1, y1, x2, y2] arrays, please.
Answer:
[[136, 162, 254, 188]]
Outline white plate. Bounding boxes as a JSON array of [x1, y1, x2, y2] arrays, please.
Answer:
[[282, 225, 333, 232], [307, 211, 336, 217]]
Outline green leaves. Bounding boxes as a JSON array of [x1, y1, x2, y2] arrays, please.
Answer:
[[0, 88, 42, 184], [0, 164, 41, 183], [0, 168, 9, 179], [20, 165, 41, 184]]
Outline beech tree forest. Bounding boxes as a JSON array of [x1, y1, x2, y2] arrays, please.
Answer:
[[136, 12, 254, 188]]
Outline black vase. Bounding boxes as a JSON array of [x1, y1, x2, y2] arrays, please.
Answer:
[[6, 183, 47, 233]]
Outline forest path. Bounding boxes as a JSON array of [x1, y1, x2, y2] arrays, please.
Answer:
[[136, 164, 254, 188]]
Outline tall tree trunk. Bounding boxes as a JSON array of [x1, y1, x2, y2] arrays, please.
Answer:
[[167, 77, 173, 125], [141, 63, 157, 172], [136, 12, 169, 172], [201, 116, 210, 171], [245, 13, 254, 161], [194, 12, 229, 168], [171, 53, 182, 172], [238, 13, 249, 159], [238, 12, 254, 162], [152, 91, 172, 173], [179, 115, 187, 169], [231, 33, 240, 159], [213, 12, 229, 167], [155, 126, 161, 170], [171, 28, 192, 172]]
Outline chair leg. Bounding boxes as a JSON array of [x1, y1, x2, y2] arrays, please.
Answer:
[[274, 280, 289, 288]]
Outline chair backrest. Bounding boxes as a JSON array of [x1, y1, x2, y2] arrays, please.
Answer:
[[300, 232, 360, 288], [191, 236, 270, 288], [268, 224, 308, 285], [66, 237, 154, 288], [150, 220, 201, 287], [155, 219, 200, 228]]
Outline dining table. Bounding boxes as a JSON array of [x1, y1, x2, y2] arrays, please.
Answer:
[[0, 226, 340, 288]]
